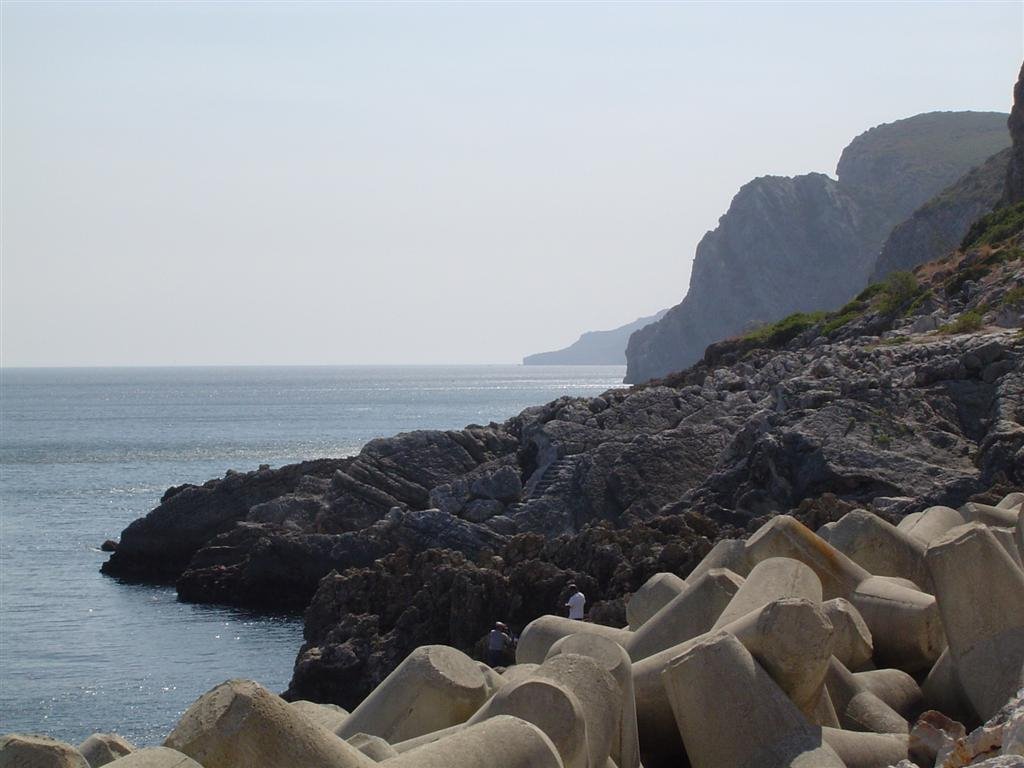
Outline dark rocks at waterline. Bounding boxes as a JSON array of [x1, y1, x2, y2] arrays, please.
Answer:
[[285, 514, 728, 709]]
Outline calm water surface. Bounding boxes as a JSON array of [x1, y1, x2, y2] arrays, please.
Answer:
[[0, 365, 624, 744]]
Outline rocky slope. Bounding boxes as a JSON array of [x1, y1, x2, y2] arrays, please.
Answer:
[[523, 309, 668, 365], [871, 148, 1011, 282], [625, 111, 1010, 384]]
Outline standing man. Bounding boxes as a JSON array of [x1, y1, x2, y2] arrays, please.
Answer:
[[487, 621, 513, 667], [565, 583, 586, 621]]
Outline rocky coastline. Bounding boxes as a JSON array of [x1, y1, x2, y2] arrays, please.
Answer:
[[8, 59, 1024, 768]]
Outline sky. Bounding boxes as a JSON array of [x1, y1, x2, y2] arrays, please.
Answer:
[[2, 1, 1022, 366]]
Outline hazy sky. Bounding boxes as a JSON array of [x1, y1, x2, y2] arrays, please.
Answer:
[[3, 1, 1022, 366]]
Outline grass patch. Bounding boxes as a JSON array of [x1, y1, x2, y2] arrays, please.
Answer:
[[961, 202, 1024, 249], [1001, 286, 1024, 306], [938, 311, 984, 335], [822, 312, 860, 336], [742, 311, 827, 348], [944, 264, 989, 298], [881, 336, 910, 345]]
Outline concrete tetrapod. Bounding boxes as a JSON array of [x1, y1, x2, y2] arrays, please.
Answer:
[[823, 509, 932, 592], [998, 492, 1024, 510], [500, 663, 539, 685], [925, 522, 1024, 722], [1017, 507, 1024, 560], [821, 598, 874, 671], [465, 677, 589, 768], [345, 733, 398, 761], [920, 649, 975, 727], [0, 734, 90, 768], [383, 715, 564, 768], [290, 700, 350, 732], [824, 657, 909, 734], [546, 633, 642, 768], [687, 539, 750, 583], [821, 728, 910, 768], [625, 568, 743, 661], [78, 734, 134, 767], [103, 749, 203, 768], [661, 631, 845, 768], [530, 653, 621, 768], [962, 502, 1020, 528], [897, 506, 967, 547], [745, 516, 944, 671], [336, 645, 491, 743], [515, 617, 631, 665], [711, 557, 821, 629], [626, 572, 687, 630], [633, 597, 834, 759], [851, 668, 923, 720], [164, 679, 375, 768], [990, 527, 1024, 570]]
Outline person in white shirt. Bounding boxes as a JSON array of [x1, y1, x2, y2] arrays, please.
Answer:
[[565, 583, 586, 620], [486, 622, 513, 667]]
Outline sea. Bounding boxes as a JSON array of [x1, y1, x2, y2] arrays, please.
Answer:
[[0, 364, 625, 745]]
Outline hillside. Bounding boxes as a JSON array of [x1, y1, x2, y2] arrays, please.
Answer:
[[871, 147, 1011, 282], [523, 309, 668, 365], [624, 111, 1010, 384]]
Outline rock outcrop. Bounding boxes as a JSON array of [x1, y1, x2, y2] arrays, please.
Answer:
[[625, 111, 1010, 384], [523, 309, 668, 365], [1006, 62, 1024, 204]]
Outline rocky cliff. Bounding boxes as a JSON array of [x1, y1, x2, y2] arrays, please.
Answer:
[[1006, 62, 1024, 204], [871, 148, 1011, 282], [523, 309, 668, 365], [624, 111, 1010, 384]]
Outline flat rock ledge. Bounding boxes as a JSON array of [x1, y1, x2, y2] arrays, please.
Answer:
[[6, 492, 1022, 768]]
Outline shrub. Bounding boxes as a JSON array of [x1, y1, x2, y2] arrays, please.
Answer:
[[938, 311, 984, 335], [742, 311, 827, 348], [879, 271, 919, 315], [961, 202, 1024, 249]]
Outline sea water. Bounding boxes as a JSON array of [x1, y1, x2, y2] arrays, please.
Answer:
[[0, 365, 624, 744]]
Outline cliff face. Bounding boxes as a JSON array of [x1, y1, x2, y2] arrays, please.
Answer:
[[1005, 61, 1024, 204], [871, 148, 1012, 282], [523, 309, 668, 365], [624, 111, 1010, 384]]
